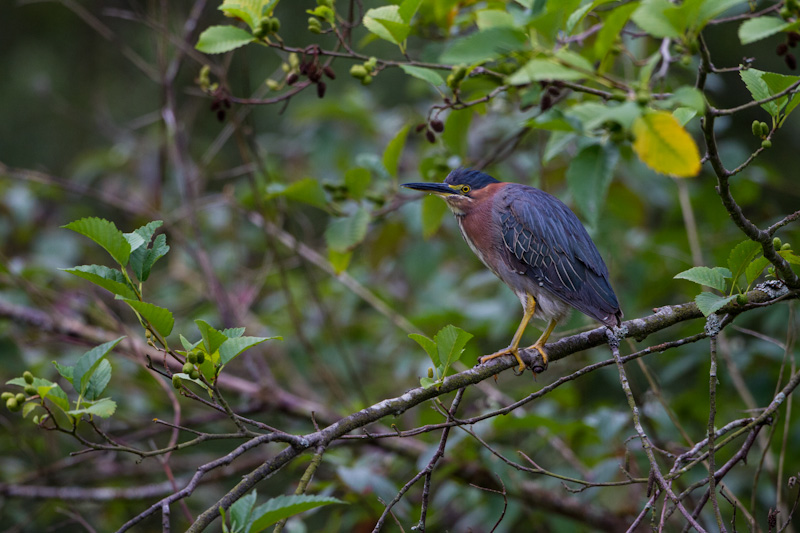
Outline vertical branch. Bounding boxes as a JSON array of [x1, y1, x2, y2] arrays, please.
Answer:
[[607, 331, 708, 532], [706, 331, 727, 531], [273, 446, 327, 533]]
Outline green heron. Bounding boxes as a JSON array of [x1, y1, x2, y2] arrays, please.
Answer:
[[403, 168, 622, 373]]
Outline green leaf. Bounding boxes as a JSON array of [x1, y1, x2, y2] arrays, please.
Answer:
[[476, 9, 515, 29], [383, 125, 410, 178], [631, 0, 683, 38], [420, 376, 439, 389], [248, 495, 344, 532], [664, 86, 706, 114], [409, 333, 439, 367], [63, 217, 131, 267], [698, 0, 749, 23], [746, 256, 770, 285], [632, 111, 701, 177], [62, 265, 137, 299], [779, 249, 800, 264], [440, 27, 528, 65], [595, 3, 638, 61], [674, 266, 731, 292], [740, 68, 780, 117], [219, 336, 281, 365], [762, 71, 800, 119], [399, 65, 445, 87], [219, 0, 273, 31], [442, 108, 473, 157], [398, 0, 422, 23], [508, 58, 588, 84], [727, 240, 762, 287], [344, 167, 371, 200], [124, 231, 145, 252], [231, 490, 257, 532], [129, 221, 169, 282], [122, 299, 174, 337], [566, 2, 595, 34], [434, 325, 473, 368], [673, 107, 698, 126], [222, 327, 246, 338], [324, 207, 370, 253], [196, 320, 229, 355], [566, 143, 619, 228], [266, 178, 328, 210], [328, 248, 353, 274], [196, 26, 254, 54], [73, 338, 125, 397], [738, 17, 791, 45], [68, 397, 117, 419], [421, 195, 448, 239], [180, 334, 202, 352], [43, 384, 70, 412], [52, 361, 74, 385], [84, 359, 111, 401], [363, 6, 409, 46], [695, 292, 737, 316]]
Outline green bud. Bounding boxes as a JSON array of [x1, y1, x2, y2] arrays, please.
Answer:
[[680, 55, 692, 67], [315, 6, 334, 23], [266, 79, 281, 91], [189, 370, 200, 380], [782, 242, 792, 251], [762, 139, 772, 149], [289, 53, 300, 69], [350, 65, 368, 79], [187, 352, 198, 364], [736, 293, 748, 305], [610, 89, 627, 102], [781, 6, 792, 19], [452, 64, 468, 81], [361, 74, 373, 85], [446, 73, 458, 90], [270, 18, 281, 33], [281, 62, 291, 73], [23, 371, 34, 384], [24, 385, 37, 397], [182, 362, 194, 374], [364, 56, 378, 71], [15, 393, 25, 404], [1, 392, 14, 401], [253, 19, 269, 38], [760, 122, 770, 137], [6, 397, 19, 412], [774, 237, 783, 250], [196, 352, 205, 364], [636, 90, 650, 105], [172, 374, 183, 389], [752, 120, 762, 137], [427, 367, 434, 378]]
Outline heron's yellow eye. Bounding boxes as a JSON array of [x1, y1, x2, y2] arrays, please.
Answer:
[[460, 185, 471, 193]]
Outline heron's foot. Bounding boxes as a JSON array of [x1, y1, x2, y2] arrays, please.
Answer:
[[479, 346, 527, 375], [525, 342, 549, 373]]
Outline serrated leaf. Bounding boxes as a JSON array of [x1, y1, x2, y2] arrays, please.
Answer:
[[399, 65, 445, 87], [73, 338, 125, 397], [508, 58, 588, 84], [740, 68, 780, 117], [728, 240, 762, 287], [84, 359, 111, 401], [62, 265, 137, 299], [248, 495, 345, 532], [632, 111, 701, 177], [363, 6, 408, 46], [222, 327, 246, 338], [421, 195, 448, 239], [196, 25, 254, 54], [63, 217, 131, 267], [122, 299, 174, 337], [779, 249, 800, 264], [383, 125, 409, 179], [738, 17, 790, 45], [440, 27, 528, 65], [266, 178, 328, 210], [695, 292, 737, 316], [130, 224, 170, 282], [566, 143, 619, 228], [68, 397, 117, 419], [434, 325, 473, 368], [344, 167, 371, 200], [180, 334, 201, 352], [674, 266, 731, 292], [195, 320, 228, 355], [231, 490, 257, 532], [746, 256, 770, 285], [219, 0, 272, 31], [219, 336, 281, 365], [325, 207, 370, 253], [762, 71, 800, 119], [52, 361, 74, 385], [409, 333, 439, 367], [124, 232, 146, 252]]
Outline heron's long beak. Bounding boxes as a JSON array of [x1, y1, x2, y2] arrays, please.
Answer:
[[401, 182, 457, 196]]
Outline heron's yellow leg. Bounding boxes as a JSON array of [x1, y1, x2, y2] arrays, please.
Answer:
[[526, 318, 558, 367], [479, 294, 536, 373]]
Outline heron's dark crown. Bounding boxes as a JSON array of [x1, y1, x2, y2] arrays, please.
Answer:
[[444, 168, 500, 190]]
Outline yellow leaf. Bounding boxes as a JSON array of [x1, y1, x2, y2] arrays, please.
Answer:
[[632, 111, 701, 177]]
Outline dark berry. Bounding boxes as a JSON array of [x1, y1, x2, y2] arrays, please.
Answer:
[[786, 53, 797, 70], [323, 66, 336, 79], [415, 123, 427, 133], [425, 130, 436, 143], [317, 81, 327, 98], [777, 42, 789, 56], [430, 119, 444, 132], [287, 73, 299, 85]]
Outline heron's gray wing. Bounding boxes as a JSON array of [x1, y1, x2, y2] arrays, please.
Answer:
[[498, 185, 621, 326]]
